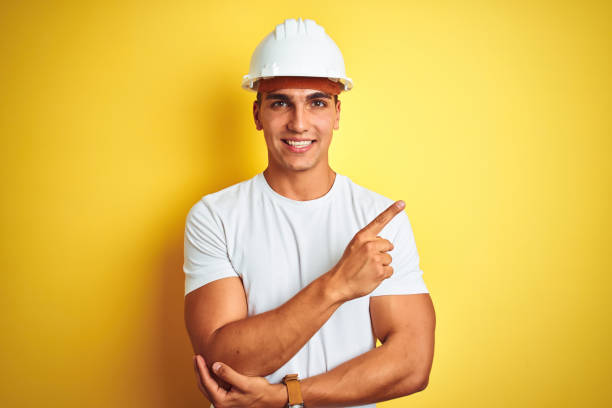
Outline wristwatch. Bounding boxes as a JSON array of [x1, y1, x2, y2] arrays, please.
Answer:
[[282, 373, 304, 408]]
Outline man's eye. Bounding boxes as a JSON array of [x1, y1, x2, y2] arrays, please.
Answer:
[[271, 101, 288, 108], [312, 100, 327, 107]]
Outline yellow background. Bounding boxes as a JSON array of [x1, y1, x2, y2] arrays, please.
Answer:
[[1, 0, 610, 406]]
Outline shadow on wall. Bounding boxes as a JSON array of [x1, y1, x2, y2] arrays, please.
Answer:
[[154, 76, 258, 407]]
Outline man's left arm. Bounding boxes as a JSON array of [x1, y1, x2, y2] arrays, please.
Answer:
[[298, 293, 436, 406]]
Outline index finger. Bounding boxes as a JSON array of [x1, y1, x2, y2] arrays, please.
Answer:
[[193, 356, 211, 400], [361, 200, 405, 237]]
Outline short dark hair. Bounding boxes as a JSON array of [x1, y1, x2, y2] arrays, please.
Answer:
[[256, 91, 339, 106]]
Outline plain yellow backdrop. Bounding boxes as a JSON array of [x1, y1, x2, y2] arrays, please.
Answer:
[[1, 0, 610, 407]]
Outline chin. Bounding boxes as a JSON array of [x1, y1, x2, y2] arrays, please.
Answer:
[[284, 160, 316, 172], [287, 164, 314, 172]]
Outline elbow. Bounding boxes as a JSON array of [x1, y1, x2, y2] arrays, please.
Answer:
[[415, 359, 434, 392], [413, 359, 432, 392], [193, 330, 223, 369], [401, 368, 430, 395], [197, 332, 276, 377], [415, 372, 429, 392]]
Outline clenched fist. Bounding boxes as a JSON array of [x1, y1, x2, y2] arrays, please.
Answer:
[[329, 200, 405, 302]]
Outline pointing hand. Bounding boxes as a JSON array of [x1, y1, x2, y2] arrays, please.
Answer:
[[329, 200, 405, 302]]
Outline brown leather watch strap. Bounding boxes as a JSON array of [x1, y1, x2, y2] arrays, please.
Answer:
[[282, 374, 304, 405]]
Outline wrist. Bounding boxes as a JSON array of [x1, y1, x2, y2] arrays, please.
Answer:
[[282, 373, 305, 408], [268, 383, 288, 408], [322, 266, 349, 305]]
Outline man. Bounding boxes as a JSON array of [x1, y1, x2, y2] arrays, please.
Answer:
[[184, 18, 435, 408]]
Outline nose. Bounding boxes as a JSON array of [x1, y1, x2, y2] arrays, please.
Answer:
[[287, 105, 308, 133]]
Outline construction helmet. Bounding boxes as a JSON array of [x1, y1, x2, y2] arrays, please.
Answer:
[[241, 18, 353, 92]]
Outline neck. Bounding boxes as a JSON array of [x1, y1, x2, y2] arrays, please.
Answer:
[[263, 165, 336, 201]]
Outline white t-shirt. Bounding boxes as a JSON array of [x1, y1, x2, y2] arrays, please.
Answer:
[[184, 171, 429, 408]]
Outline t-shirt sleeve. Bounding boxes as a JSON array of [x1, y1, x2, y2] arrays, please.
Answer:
[[183, 198, 239, 296], [369, 210, 429, 297]]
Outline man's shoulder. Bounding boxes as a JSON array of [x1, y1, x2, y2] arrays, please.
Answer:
[[187, 173, 259, 219], [204, 174, 258, 205]]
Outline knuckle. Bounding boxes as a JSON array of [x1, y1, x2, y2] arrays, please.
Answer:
[[365, 241, 376, 252], [354, 231, 365, 244]]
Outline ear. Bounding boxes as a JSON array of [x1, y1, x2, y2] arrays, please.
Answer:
[[253, 101, 263, 131], [333, 99, 341, 130]]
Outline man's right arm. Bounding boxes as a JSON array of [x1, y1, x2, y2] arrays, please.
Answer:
[[184, 268, 344, 377], [184, 200, 405, 378]]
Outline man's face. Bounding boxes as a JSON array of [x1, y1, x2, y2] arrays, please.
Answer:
[[253, 88, 341, 173]]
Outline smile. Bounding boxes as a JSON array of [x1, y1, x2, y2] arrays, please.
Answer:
[[282, 139, 316, 152]]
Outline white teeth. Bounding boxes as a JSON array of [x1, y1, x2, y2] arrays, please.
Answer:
[[286, 140, 313, 147]]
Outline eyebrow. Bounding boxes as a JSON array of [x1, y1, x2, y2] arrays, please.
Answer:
[[265, 92, 332, 101]]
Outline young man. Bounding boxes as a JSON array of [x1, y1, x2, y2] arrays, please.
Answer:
[[184, 18, 435, 407]]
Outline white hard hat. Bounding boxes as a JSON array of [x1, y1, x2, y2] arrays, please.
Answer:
[[242, 18, 353, 92]]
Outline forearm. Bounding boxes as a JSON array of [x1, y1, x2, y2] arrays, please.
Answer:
[[300, 333, 430, 407], [204, 270, 344, 376]]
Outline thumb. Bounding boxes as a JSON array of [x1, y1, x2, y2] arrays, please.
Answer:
[[212, 361, 248, 390]]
